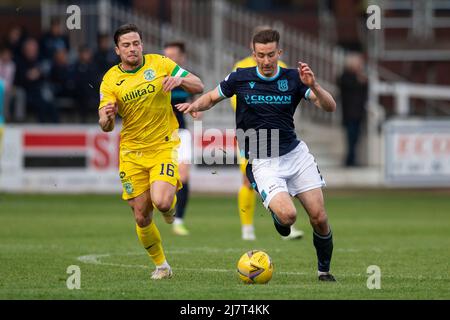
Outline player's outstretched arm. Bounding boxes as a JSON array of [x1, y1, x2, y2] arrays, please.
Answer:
[[98, 103, 118, 132], [298, 62, 336, 112], [181, 73, 204, 94], [163, 73, 204, 94], [176, 87, 224, 117]]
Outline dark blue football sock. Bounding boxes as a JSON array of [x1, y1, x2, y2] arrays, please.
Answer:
[[313, 229, 333, 272], [175, 183, 189, 219], [270, 209, 291, 236]]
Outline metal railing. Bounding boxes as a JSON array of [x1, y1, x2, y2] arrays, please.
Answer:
[[170, 0, 346, 125], [38, 0, 450, 171], [41, 0, 347, 128], [372, 0, 450, 60], [42, 0, 229, 127]]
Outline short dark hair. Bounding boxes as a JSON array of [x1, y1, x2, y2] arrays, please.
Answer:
[[50, 17, 61, 26], [114, 23, 142, 46], [164, 41, 186, 54], [97, 32, 109, 41], [252, 29, 280, 49], [78, 44, 91, 53], [0, 46, 11, 54]]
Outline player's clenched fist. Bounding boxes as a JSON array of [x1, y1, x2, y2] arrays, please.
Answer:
[[104, 103, 118, 120], [99, 102, 118, 132], [163, 76, 183, 92]]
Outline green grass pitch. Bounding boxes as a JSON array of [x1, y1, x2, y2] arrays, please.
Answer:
[[0, 189, 449, 299]]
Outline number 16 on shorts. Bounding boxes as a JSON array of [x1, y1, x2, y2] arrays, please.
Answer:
[[159, 163, 175, 177]]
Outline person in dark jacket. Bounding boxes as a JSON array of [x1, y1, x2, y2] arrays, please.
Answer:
[[337, 52, 368, 167], [73, 46, 100, 122], [15, 38, 59, 123]]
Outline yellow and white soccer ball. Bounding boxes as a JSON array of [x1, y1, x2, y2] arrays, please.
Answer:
[[237, 250, 273, 284]]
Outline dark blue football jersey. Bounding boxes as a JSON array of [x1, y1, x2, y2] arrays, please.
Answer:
[[171, 87, 192, 129], [218, 66, 311, 160]]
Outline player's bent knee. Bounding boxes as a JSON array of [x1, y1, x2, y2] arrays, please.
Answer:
[[133, 201, 151, 214], [277, 208, 297, 226], [284, 213, 297, 226], [310, 209, 328, 228], [135, 215, 151, 228], [152, 197, 173, 213]]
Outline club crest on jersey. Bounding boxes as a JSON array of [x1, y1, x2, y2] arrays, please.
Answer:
[[277, 79, 288, 92], [144, 69, 156, 81], [124, 182, 134, 195]]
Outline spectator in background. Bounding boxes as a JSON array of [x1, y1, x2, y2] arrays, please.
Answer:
[[49, 48, 73, 99], [73, 46, 100, 122], [94, 33, 119, 75], [15, 38, 59, 123], [0, 46, 16, 121], [40, 17, 70, 72], [4, 26, 27, 62], [337, 52, 368, 167], [164, 41, 195, 236]]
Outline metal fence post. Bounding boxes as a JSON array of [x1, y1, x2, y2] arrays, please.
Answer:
[[367, 26, 379, 167], [98, 0, 111, 34], [212, 0, 225, 85]]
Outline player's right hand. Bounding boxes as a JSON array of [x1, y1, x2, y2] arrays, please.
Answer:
[[103, 103, 118, 120]]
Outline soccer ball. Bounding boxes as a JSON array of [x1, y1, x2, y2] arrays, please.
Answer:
[[237, 250, 273, 284]]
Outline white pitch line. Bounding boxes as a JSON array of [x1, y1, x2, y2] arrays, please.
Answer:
[[76, 253, 449, 280], [77, 252, 307, 275]]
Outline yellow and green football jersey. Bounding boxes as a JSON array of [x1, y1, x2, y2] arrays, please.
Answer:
[[99, 54, 189, 152]]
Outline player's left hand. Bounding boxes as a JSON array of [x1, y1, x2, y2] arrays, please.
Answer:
[[193, 111, 203, 120], [175, 102, 198, 118], [163, 76, 183, 92], [298, 62, 316, 87]]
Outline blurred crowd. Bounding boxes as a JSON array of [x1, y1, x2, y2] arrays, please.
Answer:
[[0, 18, 119, 123]]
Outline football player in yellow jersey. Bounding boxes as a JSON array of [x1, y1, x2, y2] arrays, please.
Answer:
[[98, 24, 204, 280], [231, 26, 304, 241]]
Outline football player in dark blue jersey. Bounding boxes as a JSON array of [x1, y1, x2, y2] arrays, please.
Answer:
[[176, 29, 337, 281], [164, 42, 194, 236]]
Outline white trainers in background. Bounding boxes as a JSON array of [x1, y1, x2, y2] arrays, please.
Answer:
[[173, 223, 190, 236], [242, 224, 256, 241], [282, 226, 304, 240]]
